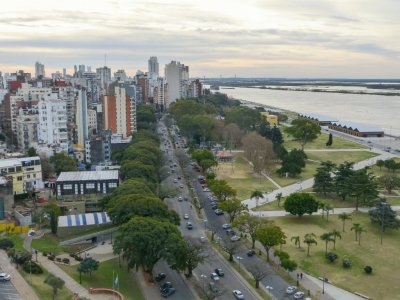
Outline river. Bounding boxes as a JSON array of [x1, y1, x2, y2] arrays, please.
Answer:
[[221, 86, 400, 137]]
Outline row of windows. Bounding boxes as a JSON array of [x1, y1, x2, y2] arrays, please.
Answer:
[[62, 182, 117, 189]]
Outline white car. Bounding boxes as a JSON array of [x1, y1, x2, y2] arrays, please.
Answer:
[[294, 291, 305, 299], [222, 223, 231, 229], [286, 286, 297, 294], [210, 272, 220, 281], [233, 290, 244, 299], [0, 273, 11, 281], [200, 236, 207, 243], [183, 214, 189, 220], [178, 196, 183, 202], [230, 235, 241, 242]]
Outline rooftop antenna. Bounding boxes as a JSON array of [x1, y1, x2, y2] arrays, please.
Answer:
[[105, 53, 107, 67]]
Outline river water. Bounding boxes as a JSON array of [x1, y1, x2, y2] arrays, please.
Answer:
[[221, 87, 400, 137]]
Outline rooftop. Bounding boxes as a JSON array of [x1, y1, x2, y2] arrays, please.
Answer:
[[57, 170, 119, 182], [58, 212, 111, 227], [331, 120, 384, 133]]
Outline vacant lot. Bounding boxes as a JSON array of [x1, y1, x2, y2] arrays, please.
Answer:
[[271, 213, 400, 300]]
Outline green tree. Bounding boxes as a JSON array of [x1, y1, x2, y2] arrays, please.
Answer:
[[256, 226, 286, 261], [40, 155, 53, 180], [77, 257, 100, 283], [208, 179, 236, 202], [225, 106, 264, 132], [322, 203, 334, 221], [277, 149, 307, 177], [218, 198, 248, 223], [280, 259, 298, 272], [248, 265, 268, 288], [291, 236, 301, 248], [369, 200, 400, 231], [113, 216, 185, 274], [303, 233, 318, 257], [0, 238, 14, 249], [136, 104, 157, 130], [338, 212, 352, 232], [376, 159, 385, 171], [285, 118, 321, 150], [233, 214, 267, 249], [192, 149, 217, 173], [275, 192, 283, 207], [330, 229, 342, 250], [313, 161, 336, 195], [11, 251, 31, 269], [27, 147, 37, 157], [175, 240, 206, 277], [351, 223, 366, 245], [43, 201, 61, 234], [320, 232, 334, 255], [378, 174, 400, 194], [50, 152, 77, 175], [326, 133, 333, 147], [44, 273, 65, 300], [283, 193, 319, 217], [158, 184, 179, 200], [350, 168, 378, 211], [250, 190, 264, 207], [334, 162, 355, 201], [384, 159, 400, 173]]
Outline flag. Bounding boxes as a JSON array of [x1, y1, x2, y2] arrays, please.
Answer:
[[114, 274, 119, 287]]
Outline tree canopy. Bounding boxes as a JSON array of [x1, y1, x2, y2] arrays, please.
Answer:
[[283, 193, 319, 217], [285, 118, 321, 150]]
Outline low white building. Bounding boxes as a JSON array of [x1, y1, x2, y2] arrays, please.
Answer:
[[19, 156, 43, 190]]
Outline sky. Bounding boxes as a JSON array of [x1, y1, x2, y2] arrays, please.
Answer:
[[1, 0, 399, 78]]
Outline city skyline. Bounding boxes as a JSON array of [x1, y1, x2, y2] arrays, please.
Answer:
[[1, 0, 400, 78]]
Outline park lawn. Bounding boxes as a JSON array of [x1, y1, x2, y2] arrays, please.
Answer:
[[283, 131, 367, 150], [19, 267, 73, 300], [369, 157, 400, 177], [215, 154, 275, 200], [60, 257, 144, 300], [252, 199, 282, 211], [31, 234, 63, 254], [271, 213, 400, 300], [269, 160, 320, 187], [0, 234, 25, 252], [306, 150, 378, 165]]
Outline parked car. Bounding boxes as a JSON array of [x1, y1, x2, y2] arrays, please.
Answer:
[[214, 209, 224, 216], [233, 290, 244, 299], [214, 268, 224, 277], [160, 282, 173, 292], [178, 196, 183, 202], [179, 184, 184, 189], [210, 272, 220, 281], [222, 223, 231, 229], [209, 282, 221, 293], [225, 229, 235, 236], [230, 235, 241, 242], [247, 250, 256, 257], [200, 236, 207, 243], [0, 273, 11, 281], [183, 214, 189, 220], [155, 273, 166, 282], [294, 291, 305, 299], [186, 222, 193, 230], [161, 287, 176, 298], [286, 286, 297, 294]]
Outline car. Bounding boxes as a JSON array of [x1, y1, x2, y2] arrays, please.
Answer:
[[294, 291, 305, 299], [203, 188, 210, 192], [0, 273, 11, 281], [183, 214, 189, 220], [155, 273, 166, 282], [286, 286, 297, 294], [230, 235, 241, 242], [210, 272, 220, 281], [200, 236, 207, 243], [226, 229, 235, 236], [214, 209, 224, 216], [179, 184, 184, 189], [209, 282, 221, 294], [233, 290, 244, 299], [178, 196, 183, 202], [28, 229, 36, 236], [161, 287, 176, 298], [160, 282, 173, 292], [211, 204, 218, 210], [177, 176, 181, 180], [186, 222, 193, 229], [247, 250, 256, 257], [214, 268, 224, 277], [173, 179, 178, 183], [222, 223, 231, 229]]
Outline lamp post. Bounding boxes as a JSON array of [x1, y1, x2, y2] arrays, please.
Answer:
[[237, 256, 243, 271], [200, 274, 207, 294], [380, 201, 388, 245], [203, 219, 207, 231]]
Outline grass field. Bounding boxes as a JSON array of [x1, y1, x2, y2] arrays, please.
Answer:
[[306, 151, 378, 165], [368, 157, 400, 178], [60, 257, 144, 300], [215, 154, 275, 200], [283, 131, 367, 150], [31, 233, 90, 255], [271, 213, 400, 300], [0, 234, 25, 251]]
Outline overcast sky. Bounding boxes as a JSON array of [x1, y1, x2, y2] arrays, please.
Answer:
[[1, 0, 399, 78]]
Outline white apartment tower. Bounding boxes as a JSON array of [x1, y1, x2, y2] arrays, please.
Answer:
[[38, 99, 68, 151], [148, 57, 159, 77], [96, 66, 112, 91], [165, 61, 189, 106], [75, 90, 88, 146], [35, 61, 45, 78]]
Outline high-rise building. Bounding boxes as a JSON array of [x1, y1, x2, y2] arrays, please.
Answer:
[[15, 115, 38, 153], [35, 62, 45, 78], [154, 77, 167, 110], [165, 61, 189, 106], [148, 56, 159, 77], [114, 70, 127, 81], [96, 66, 112, 91], [75, 89, 88, 146]]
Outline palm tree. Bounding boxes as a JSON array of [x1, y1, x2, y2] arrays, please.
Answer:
[[323, 204, 334, 221], [303, 233, 318, 257], [275, 192, 283, 207], [351, 223, 366, 246], [291, 236, 301, 248], [338, 212, 352, 232], [251, 190, 264, 208], [318, 202, 326, 219], [320, 232, 334, 255], [330, 229, 342, 250]]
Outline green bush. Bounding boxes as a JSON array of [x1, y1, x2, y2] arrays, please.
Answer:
[[364, 265, 373, 274], [343, 258, 351, 268], [48, 255, 55, 261], [0, 238, 14, 249], [22, 261, 43, 274], [43, 252, 48, 256], [326, 252, 338, 263], [62, 258, 70, 264]]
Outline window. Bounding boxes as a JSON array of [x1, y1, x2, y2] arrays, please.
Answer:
[[108, 182, 117, 188], [17, 176, 23, 181], [63, 184, 72, 189], [16, 166, 22, 172], [86, 183, 95, 189], [27, 174, 30, 178]]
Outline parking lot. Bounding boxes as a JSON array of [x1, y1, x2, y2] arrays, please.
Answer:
[[0, 280, 21, 300]]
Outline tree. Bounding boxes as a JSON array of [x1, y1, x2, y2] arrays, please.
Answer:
[[192, 149, 217, 173], [277, 149, 307, 177], [222, 123, 244, 149], [218, 198, 248, 223], [320, 232, 334, 255], [113, 216, 185, 274], [275, 192, 283, 207], [350, 168, 378, 211], [77, 257, 100, 283], [285, 118, 321, 150], [378, 174, 400, 194], [334, 162, 355, 201], [43, 201, 61, 234], [338, 212, 352, 232], [304, 233, 318, 256], [44, 273, 65, 300], [280, 259, 298, 272], [120, 160, 157, 182], [283, 193, 319, 217], [321, 203, 334, 221], [175, 149, 191, 168], [384, 159, 400, 173], [225, 106, 264, 132], [256, 226, 286, 261], [291, 236, 301, 248], [313, 161, 335, 195], [50, 152, 77, 175], [233, 214, 267, 249], [351, 223, 366, 245], [175, 240, 206, 277], [158, 184, 179, 200], [0, 238, 14, 249], [376, 159, 385, 171], [326, 133, 333, 147], [248, 265, 268, 288], [330, 229, 342, 250], [11, 251, 31, 269], [221, 238, 239, 262], [369, 200, 400, 231], [250, 190, 264, 208], [40, 154, 53, 180], [27, 147, 37, 157], [208, 180, 236, 202]]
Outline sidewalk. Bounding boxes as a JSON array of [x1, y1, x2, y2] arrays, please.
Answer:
[[0, 250, 39, 300]]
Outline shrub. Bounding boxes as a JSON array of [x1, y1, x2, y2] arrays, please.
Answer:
[[343, 258, 351, 268], [48, 255, 55, 261], [364, 265, 373, 274], [62, 258, 70, 264], [326, 252, 338, 263], [0, 238, 14, 249], [43, 252, 48, 257], [75, 256, 83, 262], [69, 253, 75, 258], [274, 250, 290, 261], [56, 257, 62, 262], [22, 261, 43, 274]]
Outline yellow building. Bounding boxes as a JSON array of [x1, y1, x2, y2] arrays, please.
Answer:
[[260, 111, 278, 126], [0, 159, 24, 194]]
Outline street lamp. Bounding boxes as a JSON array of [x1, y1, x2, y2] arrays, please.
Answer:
[[200, 274, 207, 294], [380, 201, 388, 245], [237, 256, 243, 271], [203, 219, 207, 231]]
